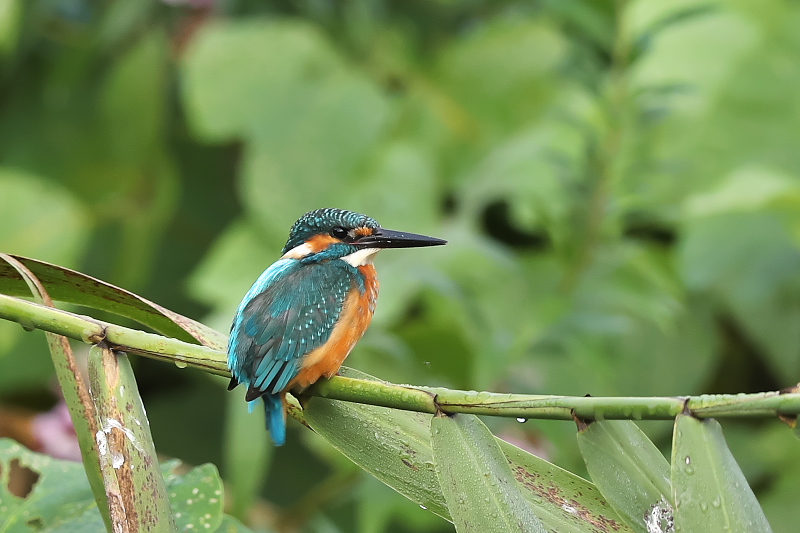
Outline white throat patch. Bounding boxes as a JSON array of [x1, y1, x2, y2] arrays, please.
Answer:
[[281, 243, 313, 259], [342, 248, 381, 267]]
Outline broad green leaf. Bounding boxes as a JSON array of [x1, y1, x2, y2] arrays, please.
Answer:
[[671, 415, 772, 532], [162, 461, 225, 532], [87, 345, 176, 532], [0, 439, 96, 532], [499, 433, 632, 533], [0, 439, 246, 532], [0, 254, 227, 350], [303, 368, 633, 533], [577, 420, 672, 533], [431, 413, 546, 533], [305, 391, 449, 520]]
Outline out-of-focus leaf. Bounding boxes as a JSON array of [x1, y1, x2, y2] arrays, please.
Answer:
[[680, 168, 800, 381], [303, 368, 633, 533], [671, 415, 772, 532], [533, 243, 718, 398], [95, 27, 179, 291], [0, 0, 21, 57], [100, 29, 168, 165], [183, 20, 345, 141], [356, 476, 444, 533], [182, 20, 390, 237], [215, 514, 258, 533], [435, 19, 566, 131], [0, 254, 227, 350], [349, 143, 439, 233], [431, 413, 546, 533], [629, 3, 758, 118], [577, 420, 672, 533], [759, 459, 800, 533], [681, 216, 800, 380], [681, 201, 800, 303], [223, 387, 270, 521], [459, 93, 594, 247], [187, 219, 277, 332], [684, 167, 800, 218], [0, 170, 89, 266]]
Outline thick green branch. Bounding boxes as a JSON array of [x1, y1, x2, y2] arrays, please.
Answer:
[[1, 293, 799, 422]]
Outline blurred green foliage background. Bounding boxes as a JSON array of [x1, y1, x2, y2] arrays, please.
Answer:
[[1, 0, 800, 531]]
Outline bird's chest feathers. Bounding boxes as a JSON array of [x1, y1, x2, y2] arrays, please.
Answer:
[[291, 264, 378, 388]]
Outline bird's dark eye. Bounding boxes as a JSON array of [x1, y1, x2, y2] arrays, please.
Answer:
[[331, 227, 348, 240]]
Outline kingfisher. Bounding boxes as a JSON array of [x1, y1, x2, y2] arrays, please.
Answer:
[[227, 208, 446, 445]]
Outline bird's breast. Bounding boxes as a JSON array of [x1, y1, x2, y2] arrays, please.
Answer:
[[289, 264, 378, 389]]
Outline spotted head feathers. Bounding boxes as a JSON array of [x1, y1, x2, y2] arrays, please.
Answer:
[[281, 208, 380, 255]]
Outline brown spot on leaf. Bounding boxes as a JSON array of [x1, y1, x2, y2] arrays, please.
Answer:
[[512, 465, 624, 532]]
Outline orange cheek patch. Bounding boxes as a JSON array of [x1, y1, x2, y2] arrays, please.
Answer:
[[354, 227, 374, 237], [306, 234, 339, 252]]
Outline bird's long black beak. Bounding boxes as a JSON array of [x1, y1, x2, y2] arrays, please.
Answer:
[[356, 228, 447, 249]]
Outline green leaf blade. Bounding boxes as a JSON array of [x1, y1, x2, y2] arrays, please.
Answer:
[[431, 414, 546, 533], [577, 420, 672, 533], [0, 255, 227, 350], [304, 369, 633, 533], [671, 414, 772, 532]]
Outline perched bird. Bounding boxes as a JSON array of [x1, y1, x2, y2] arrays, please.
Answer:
[[227, 208, 446, 445]]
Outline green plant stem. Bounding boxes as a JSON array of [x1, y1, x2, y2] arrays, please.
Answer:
[[0, 293, 227, 374], [1, 293, 799, 421]]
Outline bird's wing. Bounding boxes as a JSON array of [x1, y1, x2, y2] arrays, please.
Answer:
[[229, 260, 352, 398]]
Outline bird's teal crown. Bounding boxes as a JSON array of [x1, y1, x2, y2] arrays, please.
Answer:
[[281, 208, 380, 255]]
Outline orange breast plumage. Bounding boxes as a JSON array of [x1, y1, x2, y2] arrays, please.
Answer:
[[289, 264, 379, 389]]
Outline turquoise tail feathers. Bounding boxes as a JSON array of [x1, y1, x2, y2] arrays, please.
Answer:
[[263, 394, 286, 446]]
